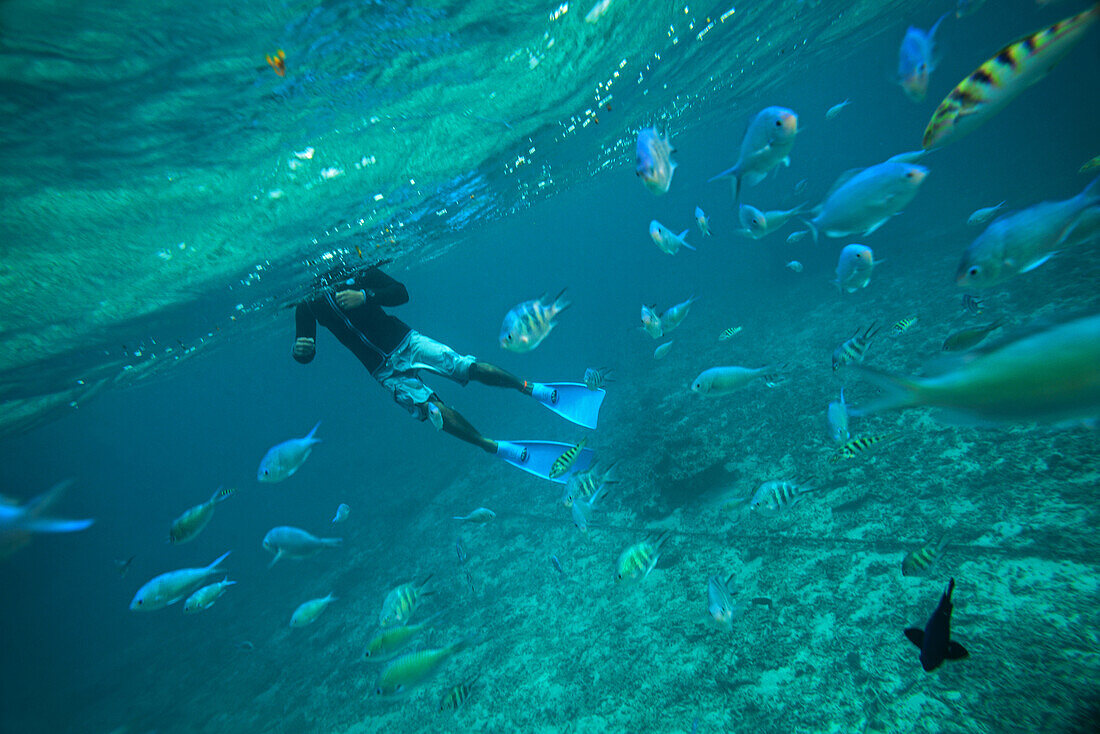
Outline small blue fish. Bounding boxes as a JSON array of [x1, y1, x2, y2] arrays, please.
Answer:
[[827, 388, 850, 443], [710, 106, 799, 201], [898, 13, 949, 102], [550, 554, 564, 575], [736, 202, 807, 239], [499, 289, 571, 352], [694, 206, 711, 236], [331, 503, 350, 525], [636, 127, 677, 194], [258, 422, 321, 482], [825, 99, 851, 120], [833, 244, 880, 293], [649, 220, 695, 255]]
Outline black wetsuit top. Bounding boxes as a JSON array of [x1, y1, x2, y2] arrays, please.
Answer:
[[294, 267, 412, 375]]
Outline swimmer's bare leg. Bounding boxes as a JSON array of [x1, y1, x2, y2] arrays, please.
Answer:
[[426, 395, 500, 454], [467, 362, 532, 394]]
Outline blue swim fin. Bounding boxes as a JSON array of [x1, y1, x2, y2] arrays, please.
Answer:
[[496, 440, 596, 484], [530, 382, 605, 430]]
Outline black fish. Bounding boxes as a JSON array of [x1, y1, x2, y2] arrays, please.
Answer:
[[904, 577, 969, 672]]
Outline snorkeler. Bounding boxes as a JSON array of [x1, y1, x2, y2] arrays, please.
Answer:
[[291, 264, 602, 482]]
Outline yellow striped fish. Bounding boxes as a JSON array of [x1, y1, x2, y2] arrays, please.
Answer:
[[378, 575, 432, 628], [829, 434, 898, 463], [439, 674, 479, 711], [718, 326, 743, 340], [616, 531, 671, 582], [892, 317, 918, 335], [923, 4, 1100, 150], [548, 437, 588, 480], [902, 536, 948, 577]]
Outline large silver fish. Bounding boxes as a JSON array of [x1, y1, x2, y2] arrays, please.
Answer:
[[833, 244, 879, 293], [130, 551, 231, 612], [499, 289, 571, 352], [850, 313, 1100, 425], [709, 106, 799, 201], [956, 177, 1100, 289], [258, 422, 321, 482], [263, 526, 341, 567], [806, 161, 928, 241]]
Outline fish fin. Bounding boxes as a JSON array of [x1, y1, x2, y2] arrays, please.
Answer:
[[707, 165, 738, 183], [946, 641, 969, 661], [324, 537, 343, 547], [23, 478, 76, 517], [18, 516, 94, 533], [550, 287, 572, 313], [802, 218, 820, 244], [846, 365, 924, 417], [305, 421, 322, 442], [268, 550, 283, 569], [682, 241, 697, 251], [928, 11, 950, 42], [904, 628, 924, 648], [742, 170, 768, 189], [1018, 252, 1057, 273], [862, 219, 888, 236], [208, 550, 232, 571]]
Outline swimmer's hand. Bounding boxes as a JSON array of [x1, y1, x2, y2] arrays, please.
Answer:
[[293, 337, 315, 359], [336, 289, 371, 310]]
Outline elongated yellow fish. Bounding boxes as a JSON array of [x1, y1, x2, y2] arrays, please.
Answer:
[[549, 437, 587, 480], [923, 3, 1100, 150]]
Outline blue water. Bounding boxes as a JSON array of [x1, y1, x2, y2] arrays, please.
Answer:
[[2, 1, 1099, 732]]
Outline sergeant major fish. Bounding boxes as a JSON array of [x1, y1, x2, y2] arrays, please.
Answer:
[[636, 127, 677, 194], [584, 367, 613, 390], [439, 674, 479, 711], [263, 526, 342, 567], [709, 106, 799, 201], [892, 317, 918, 335], [749, 479, 818, 514], [903, 536, 948, 577], [956, 177, 1100, 288], [500, 289, 571, 352], [379, 575, 433, 627], [805, 161, 928, 241], [549, 437, 588, 480], [258, 422, 321, 482], [829, 434, 899, 463], [365, 615, 438, 661], [169, 486, 236, 544], [706, 572, 742, 630], [616, 531, 671, 582], [649, 220, 696, 255], [832, 323, 881, 371], [923, 5, 1100, 150], [571, 482, 609, 534], [130, 550, 231, 611], [898, 13, 950, 102]]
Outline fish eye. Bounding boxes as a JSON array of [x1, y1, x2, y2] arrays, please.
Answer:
[[375, 687, 382, 695], [968, 266, 980, 276], [774, 119, 782, 126]]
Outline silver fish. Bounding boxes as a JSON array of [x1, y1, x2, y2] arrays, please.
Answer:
[[694, 206, 711, 236], [833, 244, 879, 293], [957, 177, 1100, 289], [453, 508, 496, 524], [825, 99, 851, 120], [130, 551, 231, 611], [827, 388, 850, 443], [806, 161, 928, 241], [653, 341, 674, 360], [967, 201, 1007, 226], [707, 572, 742, 630], [691, 366, 770, 396], [258, 421, 321, 482], [659, 296, 696, 333], [263, 526, 341, 567], [636, 127, 677, 194], [709, 106, 799, 201], [649, 220, 695, 255]]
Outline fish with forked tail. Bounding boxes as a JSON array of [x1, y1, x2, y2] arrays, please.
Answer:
[[904, 578, 969, 672]]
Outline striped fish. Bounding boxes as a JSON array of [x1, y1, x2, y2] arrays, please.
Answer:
[[892, 317, 918, 335], [718, 326, 743, 340], [832, 323, 881, 372], [439, 674, 479, 711], [616, 531, 671, 582], [548, 437, 588, 480], [561, 461, 617, 507], [829, 434, 898, 463], [749, 479, 817, 514], [962, 294, 984, 315], [378, 575, 432, 628], [902, 536, 948, 577], [923, 4, 1100, 150]]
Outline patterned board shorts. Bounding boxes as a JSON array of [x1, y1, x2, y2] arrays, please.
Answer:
[[373, 330, 476, 420]]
